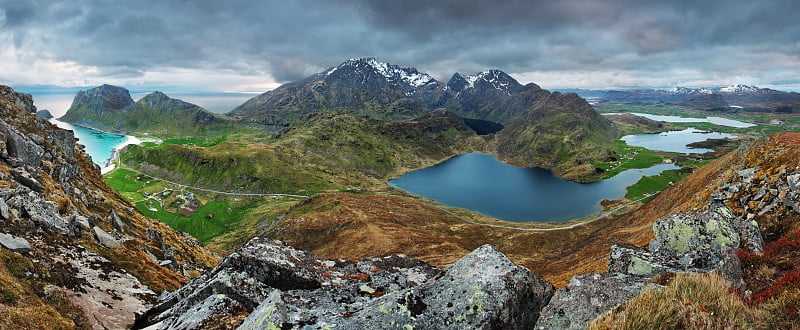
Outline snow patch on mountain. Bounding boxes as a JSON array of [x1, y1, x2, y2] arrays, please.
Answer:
[[719, 84, 761, 93], [337, 58, 436, 88]]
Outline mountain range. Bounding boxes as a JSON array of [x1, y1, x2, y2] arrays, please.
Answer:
[[60, 85, 230, 136], [62, 58, 617, 181], [601, 84, 800, 112]]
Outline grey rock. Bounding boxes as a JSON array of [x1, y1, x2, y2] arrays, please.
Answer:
[[607, 243, 670, 278], [788, 173, 800, 190], [35, 109, 54, 119], [111, 210, 129, 234], [335, 245, 554, 330], [11, 167, 44, 193], [0, 232, 31, 253], [93, 227, 121, 249], [649, 206, 742, 271], [137, 239, 553, 330], [737, 167, 759, 183], [48, 128, 75, 160], [536, 272, 650, 330], [0, 198, 8, 220], [22, 198, 71, 235], [69, 214, 92, 233], [0, 124, 45, 168]]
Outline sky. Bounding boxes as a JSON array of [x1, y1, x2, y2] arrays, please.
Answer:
[[2, 0, 800, 92]]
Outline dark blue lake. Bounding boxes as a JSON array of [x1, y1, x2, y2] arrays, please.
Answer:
[[389, 153, 679, 222]]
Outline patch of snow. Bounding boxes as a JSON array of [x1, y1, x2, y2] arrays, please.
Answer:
[[325, 66, 338, 76], [349, 58, 435, 88]]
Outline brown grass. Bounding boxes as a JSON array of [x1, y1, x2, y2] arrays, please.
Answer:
[[589, 272, 762, 330], [271, 133, 800, 288]]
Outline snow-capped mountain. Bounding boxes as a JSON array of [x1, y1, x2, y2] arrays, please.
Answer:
[[665, 87, 712, 95], [602, 84, 800, 113], [230, 57, 596, 125], [717, 84, 762, 93], [448, 70, 523, 95], [325, 58, 437, 89]]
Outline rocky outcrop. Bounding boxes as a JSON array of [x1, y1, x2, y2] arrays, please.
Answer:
[[537, 272, 650, 329], [0, 85, 218, 329], [537, 203, 762, 329], [35, 109, 54, 119], [136, 239, 554, 329]]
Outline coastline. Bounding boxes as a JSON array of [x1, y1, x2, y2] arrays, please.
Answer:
[[48, 118, 161, 174], [101, 134, 162, 174]]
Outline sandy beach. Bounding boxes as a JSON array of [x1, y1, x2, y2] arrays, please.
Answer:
[[101, 135, 161, 174]]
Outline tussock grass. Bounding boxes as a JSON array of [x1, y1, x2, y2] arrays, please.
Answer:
[[589, 272, 762, 329]]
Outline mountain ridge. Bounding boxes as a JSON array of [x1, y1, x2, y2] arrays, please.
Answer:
[[228, 58, 616, 180], [0, 85, 217, 328], [601, 84, 800, 112], [60, 86, 230, 137]]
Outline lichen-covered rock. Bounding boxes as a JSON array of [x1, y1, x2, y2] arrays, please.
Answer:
[[648, 204, 760, 277], [536, 272, 650, 329], [94, 226, 122, 249], [137, 240, 554, 330], [607, 242, 671, 278], [324, 244, 554, 330], [542, 202, 765, 327]]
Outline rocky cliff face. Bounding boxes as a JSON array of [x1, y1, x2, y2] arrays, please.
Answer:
[[59, 84, 135, 128], [0, 86, 217, 329], [60, 86, 228, 136], [135, 238, 554, 329]]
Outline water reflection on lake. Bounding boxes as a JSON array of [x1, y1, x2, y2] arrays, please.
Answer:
[[621, 128, 734, 153], [389, 153, 679, 222]]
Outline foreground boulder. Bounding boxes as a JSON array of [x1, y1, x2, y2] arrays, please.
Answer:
[[537, 203, 763, 329], [135, 239, 554, 329]]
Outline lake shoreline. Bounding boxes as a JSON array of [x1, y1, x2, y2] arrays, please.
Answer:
[[388, 153, 680, 223]]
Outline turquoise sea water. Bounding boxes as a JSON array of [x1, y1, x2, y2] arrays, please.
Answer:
[[50, 119, 127, 169], [389, 153, 679, 222]]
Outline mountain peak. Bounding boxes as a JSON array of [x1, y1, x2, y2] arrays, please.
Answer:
[[718, 84, 761, 93], [327, 58, 436, 88], [447, 69, 521, 94]]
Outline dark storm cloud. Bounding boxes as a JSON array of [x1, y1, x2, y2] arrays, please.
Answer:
[[2, 0, 799, 89]]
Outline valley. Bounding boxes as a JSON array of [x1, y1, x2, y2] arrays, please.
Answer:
[[5, 68, 800, 327], [61, 65, 791, 281]]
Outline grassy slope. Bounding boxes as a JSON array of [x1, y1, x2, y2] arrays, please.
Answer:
[[121, 111, 486, 195], [496, 92, 617, 182], [113, 111, 487, 250]]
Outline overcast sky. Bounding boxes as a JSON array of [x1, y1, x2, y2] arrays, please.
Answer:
[[2, 0, 799, 92]]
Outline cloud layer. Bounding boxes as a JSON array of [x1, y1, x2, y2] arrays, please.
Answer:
[[2, 0, 799, 91]]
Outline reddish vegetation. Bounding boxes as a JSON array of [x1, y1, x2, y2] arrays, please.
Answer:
[[739, 228, 800, 304]]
